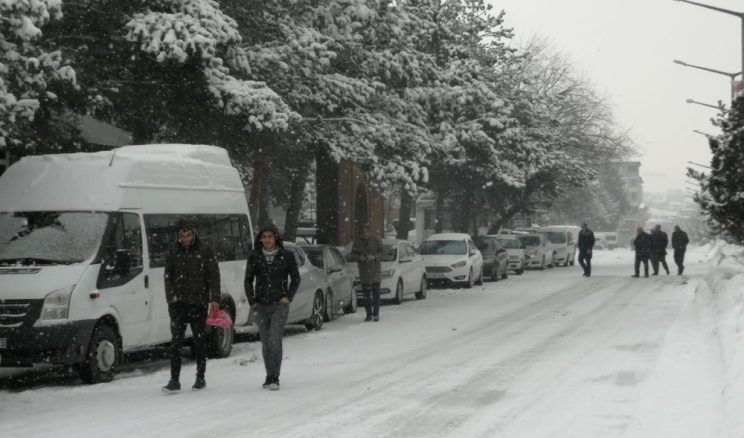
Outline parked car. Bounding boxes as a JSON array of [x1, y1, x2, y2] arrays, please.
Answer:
[[344, 239, 427, 304], [495, 234, 526, 275], [595, 233, 608, 250], [544, 225, 579, 265], [538, 228, 572, 266], [280, 242, 329, 331], [301, 244, 357, 319], [516, 233, 554, 270], [474, 235, 509, 281], [419, 233, 484, 288], [600, 232, 619, 249]]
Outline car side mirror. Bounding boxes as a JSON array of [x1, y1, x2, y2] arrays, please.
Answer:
[[329, 265, 343, 273], [399, 256, 412, 263], [496, 248, 506, 254], [469, 249, 476, 256]]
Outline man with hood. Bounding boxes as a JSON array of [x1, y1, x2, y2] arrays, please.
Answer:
[[671, 225, 690, 275], [352, 223, 384, 321], [162, 221, 220, 393], [632, 227, 651, 278], [244, 224, 300, 390], [650, 224, 670, 275], [577, 223, 595, 277]]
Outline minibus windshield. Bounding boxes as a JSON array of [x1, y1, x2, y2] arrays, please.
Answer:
[[0, 211, 109, 266]]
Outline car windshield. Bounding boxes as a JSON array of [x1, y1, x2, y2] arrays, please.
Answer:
[[544, 231, 566, 244], [381, 244, 397, 262], [498, 238, 522, 249], [475, 238, 496, 254], [0, 211, 109, 266], [419, 239, 466, 255], [518, 235, 541, 247], [606, 235, 617, 241], [304, 248, 324, 269]]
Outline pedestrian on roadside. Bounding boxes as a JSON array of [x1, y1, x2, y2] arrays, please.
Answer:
[[162, 222, 221, 393], [650, 224, 670, 275], [631, 227, 651, 278], [577, 223, 595, 277], [352, 223, 384, 322], [244, 224, 300, 391], [671, 225, 690, 275]]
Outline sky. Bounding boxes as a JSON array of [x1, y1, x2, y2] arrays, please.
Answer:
[[490, 0, 742, 195]]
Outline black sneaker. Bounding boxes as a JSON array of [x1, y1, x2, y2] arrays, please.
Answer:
[[373, 316, 379, 322], [162, 380, 181, 394], [262, 376, 272, 389], [192, 377, 206, 391], [364, 315, 373, 322], [631, 274, 639, 278], [268, 376, 280, 391]]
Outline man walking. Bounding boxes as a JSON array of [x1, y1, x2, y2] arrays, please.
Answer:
[[671, 225, 690, 275], [352, 224, 384, 321], [162, 222, 221, 393], [577, 223, 595, 277], [245, 224, 300, 391], [632, 227, 651, 278], [650, 224, 670, 275]]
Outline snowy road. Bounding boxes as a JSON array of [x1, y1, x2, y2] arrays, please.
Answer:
[[0, 248, 721, 438]]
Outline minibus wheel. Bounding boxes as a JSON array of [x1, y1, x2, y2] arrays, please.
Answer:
[[207, 304, 235, 358], [77, 324, 120, 384]]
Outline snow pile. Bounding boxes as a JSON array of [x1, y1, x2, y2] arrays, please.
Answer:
[[696, 242, 744, 435]]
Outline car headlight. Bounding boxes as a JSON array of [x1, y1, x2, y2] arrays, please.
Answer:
[[36, 285, 75, 325], [451, 260, 467, 268], [381, 268, 395, 279]]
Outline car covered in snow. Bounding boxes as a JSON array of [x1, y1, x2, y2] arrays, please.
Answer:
[[419, 233, 484, 288], [516, 233, 554, 270], [473, 235, 509, 281], [495, 234, 527, 274], [301, 244, 357, 318]]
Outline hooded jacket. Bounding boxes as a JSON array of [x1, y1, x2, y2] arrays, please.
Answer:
[[244, 225, 300, 306], [164, 232, 221, 306]]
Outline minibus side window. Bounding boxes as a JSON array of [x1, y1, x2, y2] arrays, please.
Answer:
[[98, 212, 144, 288]]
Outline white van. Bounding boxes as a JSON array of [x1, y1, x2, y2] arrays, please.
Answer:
[[0, 145, 253, 383]]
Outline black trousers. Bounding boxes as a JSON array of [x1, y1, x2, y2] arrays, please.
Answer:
[[674, 248, 686, 274], [651, 251, 669, 274], [168, 301, 207, 381], [578, 249, 592, 275], [634, 255, 649, 277], [362, 282, 381, 317]]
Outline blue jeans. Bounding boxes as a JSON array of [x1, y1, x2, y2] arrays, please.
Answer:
[[254, 303, 289, 378]]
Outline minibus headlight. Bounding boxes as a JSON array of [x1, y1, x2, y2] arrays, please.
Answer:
[[37, 285, 75, 324]]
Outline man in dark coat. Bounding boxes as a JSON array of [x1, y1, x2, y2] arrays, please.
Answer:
[[671, 225, 690, 275], [631, 227, 651, 278], [577, 223, 595, 277], [650, 224, 670, 275], [244, 224, 300, 390], [352, 224, 384, 322], [162, 222, 221, 393]]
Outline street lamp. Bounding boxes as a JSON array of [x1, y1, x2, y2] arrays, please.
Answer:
[[673, 0, 744, 94], [685, 98, 724, 110], [673, 59, 742, 101]]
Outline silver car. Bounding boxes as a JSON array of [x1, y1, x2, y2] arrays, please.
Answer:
[[302, 244, 358, 319], [516, 233, 554, 270], [281, 243, 329, 330], [496, 234, 527, 275]]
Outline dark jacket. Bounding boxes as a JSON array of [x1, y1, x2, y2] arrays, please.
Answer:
[[164, 235, 220, 306], [672, 230, 689, 249], [244, 226, 300, 306], [633, 232, 652, 258], [578, 229, 595, 252], [352, 235, 384, 286], [650, 230, 669, 255]]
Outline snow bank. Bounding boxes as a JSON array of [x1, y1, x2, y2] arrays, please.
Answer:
[[696, 242, 744, 436]]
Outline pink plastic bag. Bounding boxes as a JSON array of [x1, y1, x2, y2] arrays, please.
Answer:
[[206, 307, 233, 329]]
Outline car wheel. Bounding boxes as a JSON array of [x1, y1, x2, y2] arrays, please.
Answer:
[[77, 324, 120, 384], [475, 266, 484, 285], [394, 279, 403, 304], [415, 276, 427, 300], [343, 287, 358, 314], [324, 290, 335, 322], [305, 292, 324, 331], [464, 268, 474, 288]]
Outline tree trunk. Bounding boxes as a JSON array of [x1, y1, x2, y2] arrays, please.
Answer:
[[435, 191, 444, 234], [283, 160, 311, 243], [396, 187, 413, 240], [249, 151, 270, 228], [316, 148, 339, 245]]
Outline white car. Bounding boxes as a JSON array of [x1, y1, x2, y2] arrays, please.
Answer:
[[495, 234, 527, 274], [516, 233, 554, 270], [419, 233, 484, 288], [344, 239, 427, 304], [538, 228, 572, 266]]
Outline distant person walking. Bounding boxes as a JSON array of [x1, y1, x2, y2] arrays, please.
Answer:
[[162, 222, 221, 393], [632, 227, 651, 278], [671, 225, 690, 275], [577, 223, 595, 277], [244, 224, 300, 391], [650, 224, 670, 275], [352, 224, 384, 322]]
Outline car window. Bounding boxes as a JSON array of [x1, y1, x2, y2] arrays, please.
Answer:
[[329, 247, 346, 266], [381, 244, 397, 262], [518, 235, 541, 247], [286, 246, 305, 267], [419, 239, 467, 255], [498, 237, 521, 249], [545, 231, 567, 244], [475, 238, 495, 254], [304, 248, 324, 269]]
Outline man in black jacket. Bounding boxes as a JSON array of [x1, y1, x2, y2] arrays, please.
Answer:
[[162, 222, 221, 393], [672, 225, 690, 275], [244, 224, 300, 390], [577, 223, 595, 277], [632, 227, 651, 278], [650, 224, 670, 275]]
